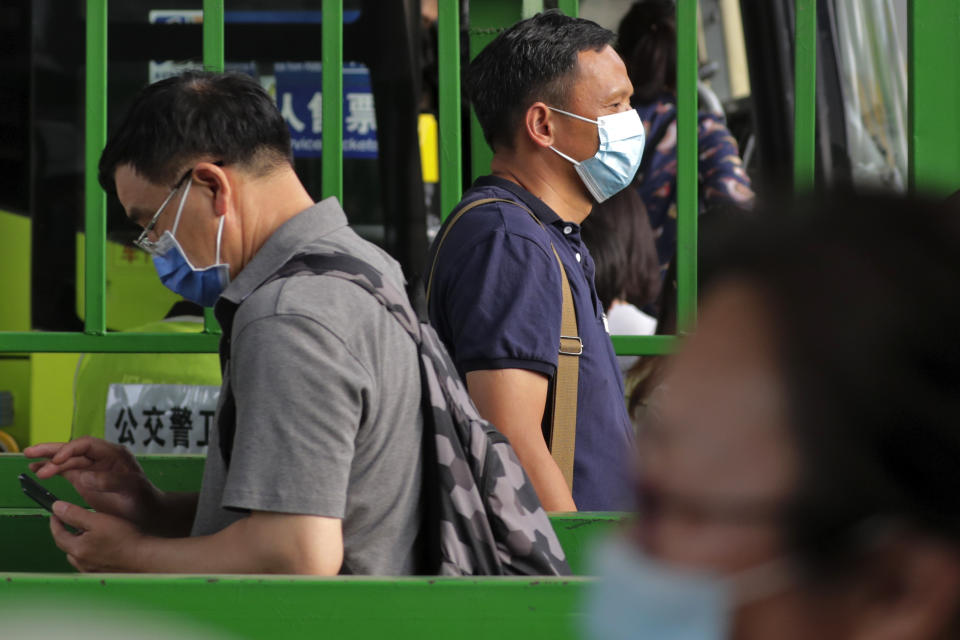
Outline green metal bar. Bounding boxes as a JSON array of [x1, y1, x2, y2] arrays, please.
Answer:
[[0, 333, 220, 354], [675, 0, 698, 333], [202, 0, 224, 72], [438, 0, 462, 220], [611, 335, 678, 357], [908, 1, 960, 195], [321, 0, 343, 201], [793, 0, 816, 192], [201, 0, 224, 334], [521, 0, 544, 18], [467, 2, 529, 182], [555, 0, 579, 17], [84, 0, 108, 336], [1, 574, 591, 639]]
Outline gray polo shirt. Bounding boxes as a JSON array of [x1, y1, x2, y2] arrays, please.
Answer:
[[191, 198, 423, 575]]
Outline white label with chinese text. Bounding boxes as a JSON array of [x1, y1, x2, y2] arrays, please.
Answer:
[[104, 384, 220, 454]]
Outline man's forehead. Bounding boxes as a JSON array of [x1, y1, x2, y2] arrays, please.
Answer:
[[114, 164, 165, 221], [568, 46, 633, 105]]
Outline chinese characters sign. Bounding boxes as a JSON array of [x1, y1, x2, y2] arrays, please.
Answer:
[[105, 384, 220, 454], [274, 61, 379, 159]]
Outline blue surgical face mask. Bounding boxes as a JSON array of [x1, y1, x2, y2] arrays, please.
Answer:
[[584, 537, 793, 640], [548, 107, 646, 203], [151, 179, 231, 308]]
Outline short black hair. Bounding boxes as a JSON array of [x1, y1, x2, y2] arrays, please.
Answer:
[[98, 71, 292, 194], [706, 192, 960, 577], [616, 0, 677, 104], [465, 10, 615, 151], [581, 187, 661, 311]]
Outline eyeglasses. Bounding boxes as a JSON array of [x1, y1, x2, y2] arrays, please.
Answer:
[[133, 168, 195, 256]]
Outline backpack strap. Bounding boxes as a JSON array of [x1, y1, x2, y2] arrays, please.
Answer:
[[426, 197, 580, 491], [213, 253, 423, 470], [271, 252, 423, 344]]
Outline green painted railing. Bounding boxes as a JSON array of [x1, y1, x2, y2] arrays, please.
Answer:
[[0, 454, 623, 576], [674, 0, 699, 335], [908, 2, 960, 195], [1, 0, 825, 359], [0, 574, 592, 640], [793, 0, 817, 192]]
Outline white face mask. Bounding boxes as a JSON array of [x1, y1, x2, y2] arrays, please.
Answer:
[[583, 536, 795, 640], [547, 107, 646, 203]]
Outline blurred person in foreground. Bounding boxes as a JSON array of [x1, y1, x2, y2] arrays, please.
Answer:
[[618, 0, 753, 276], [588, 192, 960, 639], [625, 202, 749, 426]]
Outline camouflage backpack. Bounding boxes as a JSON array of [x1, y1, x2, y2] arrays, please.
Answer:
[[255, 251, 571, 576]]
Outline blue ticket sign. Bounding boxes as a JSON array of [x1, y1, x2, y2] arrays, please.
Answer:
[[274, 61, 379, 159]]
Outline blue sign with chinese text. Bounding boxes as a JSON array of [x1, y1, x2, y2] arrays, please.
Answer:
[[274, 61, 378, 159]]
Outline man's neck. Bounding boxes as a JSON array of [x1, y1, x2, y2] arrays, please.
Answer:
[[236, 169, 315, 271], [490, 152, 593, 224]]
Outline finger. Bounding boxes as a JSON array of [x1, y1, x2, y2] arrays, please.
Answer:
[[50, 515, 79, 554], [31, 461, 65, 479], [32, 456, 95, 479], [65, 553, 83, 573], [52, 501, 92, 531], [23, 442, 66, 459], [50, 437, 103, 465], [49, 456, 96, 474]]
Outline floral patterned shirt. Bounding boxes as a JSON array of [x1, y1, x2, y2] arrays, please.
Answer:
[[633, 93, 754, 271]]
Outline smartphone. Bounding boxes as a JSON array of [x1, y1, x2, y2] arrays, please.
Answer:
[[18, 473, 80, 534], [18, 472, 59, 512]]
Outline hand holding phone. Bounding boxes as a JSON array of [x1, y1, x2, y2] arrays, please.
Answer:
[[18, 472, 80, 534]]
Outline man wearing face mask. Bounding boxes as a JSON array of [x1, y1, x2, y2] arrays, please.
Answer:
[[24, 71, 425, 574], [425, 11, 643, 512]]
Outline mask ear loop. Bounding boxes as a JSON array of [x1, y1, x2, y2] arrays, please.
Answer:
[[549, 145, 582, 166], [546, 106, 601, 167], [215, 214, 225, 264], [548, 106, 599, 125], [169, 177, 193, 237]]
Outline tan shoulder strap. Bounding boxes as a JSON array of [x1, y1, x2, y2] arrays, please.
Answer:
[[427, 197, 580, 491], [550, 247, 580, 492], [426, 198, 506, 305]]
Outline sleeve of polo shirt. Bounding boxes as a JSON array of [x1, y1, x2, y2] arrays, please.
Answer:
[[220, 313, 370, 519], [443, 222, 563, 377]]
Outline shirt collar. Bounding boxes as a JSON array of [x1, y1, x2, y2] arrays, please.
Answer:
[[221, 196, 349, 303], [472, 175, 567, 228]]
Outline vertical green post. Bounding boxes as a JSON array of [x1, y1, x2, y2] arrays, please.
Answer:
[[202, 0, 224, 72], [793, 0, 816, 192], [467, 1, 540, 183], [84, 0, 108, 335], [322, 0, 343, 202], [908, 1, 960, 195], [555, 0, 579, 16], [202, 0, 224, 333], [438, 0, 462, 220], [675, 0, 698, 332]]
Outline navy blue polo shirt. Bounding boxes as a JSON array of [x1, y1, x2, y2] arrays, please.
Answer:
[[426, 175, 634, 511]]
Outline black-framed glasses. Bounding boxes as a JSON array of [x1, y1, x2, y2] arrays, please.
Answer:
[[133, 168, 194, 256], [132, 161, 224, 256]]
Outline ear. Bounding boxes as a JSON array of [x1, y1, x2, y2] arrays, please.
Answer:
[[848, 535, 960, 640], [523, 102, 557, 149], [192, 161, 232, 218]]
